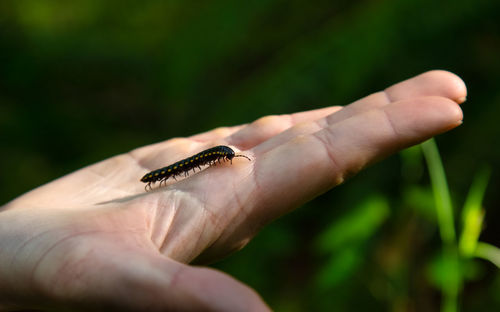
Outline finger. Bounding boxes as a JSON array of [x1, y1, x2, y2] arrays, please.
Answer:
[[132, 71, 466, 169], [131, 125, 247, 172], [36, 242, 269, 312], [133, 71, 465, 159], [326, 70, 466, 125], [384, 70, 467, 104], [129, 107, 338, 172], [130, 125, 246, 168], [226, 106, 341, 149], [132, 107, 340, 164], [252, 96, 462, 221], [188, 125, 247, 142], [165, 261, 270, 312], [246, 70, 467, 155]]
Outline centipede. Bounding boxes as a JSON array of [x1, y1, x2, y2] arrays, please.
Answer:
[[140, 145, 251, 191]]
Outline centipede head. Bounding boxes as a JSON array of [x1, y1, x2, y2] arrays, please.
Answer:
[[140, 174, 151, 183]]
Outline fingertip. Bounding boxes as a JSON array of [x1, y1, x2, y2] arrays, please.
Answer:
[[421, 96, 464, 132], [386, 96, 464, 138], [441, 97, 464, 126], [81, 250, 270, 312], [423, 70, 468, 104], [172, 265, 271, 312], [385, 70, 468, 104]]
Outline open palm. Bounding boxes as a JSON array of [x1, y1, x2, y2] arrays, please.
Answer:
[[0, 71, 466, 311]]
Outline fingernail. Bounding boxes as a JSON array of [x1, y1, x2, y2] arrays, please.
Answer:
[[456, 96, 467, 104]]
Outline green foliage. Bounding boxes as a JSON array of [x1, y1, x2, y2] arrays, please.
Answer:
[[315, 245, 363, 290], [422, 139, 498, 312], [314, 196, 389, 289], [315, 195, 390, 253]]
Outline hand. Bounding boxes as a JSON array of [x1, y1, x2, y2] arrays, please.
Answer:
[[0, 71, 466, 311]]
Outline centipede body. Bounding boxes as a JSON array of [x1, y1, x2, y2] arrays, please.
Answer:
[[140, 145, 250, 191]]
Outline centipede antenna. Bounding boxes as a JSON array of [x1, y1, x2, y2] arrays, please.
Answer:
[[234, 154, 251, 161]]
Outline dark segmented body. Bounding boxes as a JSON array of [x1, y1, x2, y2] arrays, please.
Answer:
[[140, 145, 250, 191]]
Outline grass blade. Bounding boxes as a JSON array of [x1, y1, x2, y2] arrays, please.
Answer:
[[421, 139, 456, 245], [459, 168, 490, 257], [474, 242, 500, 268]]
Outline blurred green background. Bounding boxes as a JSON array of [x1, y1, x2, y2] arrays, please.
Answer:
[[1, 0, 500, 311]]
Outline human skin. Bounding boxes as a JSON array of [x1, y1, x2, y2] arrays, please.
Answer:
[[0, 70, 466, 311]]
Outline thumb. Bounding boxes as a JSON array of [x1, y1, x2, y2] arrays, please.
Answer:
[[164, 261, 270, 312], [40, 244, 270, 312]]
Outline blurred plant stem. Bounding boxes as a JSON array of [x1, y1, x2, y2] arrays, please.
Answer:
[[421, 139, 460, 312], [421, 139, 456, 245]]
